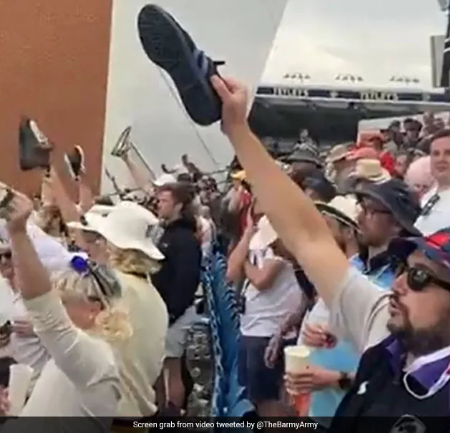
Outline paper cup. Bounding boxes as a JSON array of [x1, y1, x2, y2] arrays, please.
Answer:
[[8, 364, 34, 416], [284, 345, 311, 373], [284, 345, 311, 417]]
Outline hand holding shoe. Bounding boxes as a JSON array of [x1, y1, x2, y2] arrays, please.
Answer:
[[211, 75, 249, 136]]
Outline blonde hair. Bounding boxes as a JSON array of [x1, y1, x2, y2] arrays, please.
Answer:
[[52, 269, 132, 342], [108, 246, 161, 275]]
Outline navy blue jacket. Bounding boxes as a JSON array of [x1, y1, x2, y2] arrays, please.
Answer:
[[151, 217, 202, 325]]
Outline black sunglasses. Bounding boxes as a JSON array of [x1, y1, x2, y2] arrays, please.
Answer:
[[396, 262, 450, 293], [0, 251, 12, 261]]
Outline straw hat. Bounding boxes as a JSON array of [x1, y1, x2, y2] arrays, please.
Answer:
[[326, 144, 350, 163], [346, 147, 379, 161], [315, 196, 359, 228], [249, 216, 278, 250], [349, 159, 391, 183]]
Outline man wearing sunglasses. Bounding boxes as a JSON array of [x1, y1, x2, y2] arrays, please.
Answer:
[[211, 74, 450, 431]]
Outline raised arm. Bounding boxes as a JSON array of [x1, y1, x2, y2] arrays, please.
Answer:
[[211, 76, 349, 308], [6, 192, 116, 388], [7, 193, 53, 301]]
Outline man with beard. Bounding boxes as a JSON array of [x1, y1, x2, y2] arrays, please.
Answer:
[[352, 178, 421, 288], [210, 74, 450, 431]]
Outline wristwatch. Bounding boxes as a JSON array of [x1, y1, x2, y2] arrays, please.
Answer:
[[338, 372, 353, 390]]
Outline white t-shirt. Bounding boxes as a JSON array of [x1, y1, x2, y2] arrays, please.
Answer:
[[240, 246, 302, 338], [415, 186, 450, 236]]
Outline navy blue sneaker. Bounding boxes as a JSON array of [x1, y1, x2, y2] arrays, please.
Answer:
[[137, 4, 223, 126]]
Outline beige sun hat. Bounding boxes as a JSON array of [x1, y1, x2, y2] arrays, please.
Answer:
[[349, 159, 391, 183], [326, 144, 350, 163], [92, 201, 163, 260], [249, 216, 278, 250], [315, 195, 359, 228]]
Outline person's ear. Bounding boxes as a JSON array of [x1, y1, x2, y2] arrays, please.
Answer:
[[174, 202, 183, 216]]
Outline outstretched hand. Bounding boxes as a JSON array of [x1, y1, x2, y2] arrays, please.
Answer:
[[211, 75, 249, 135], [4, 191, 33, 234]]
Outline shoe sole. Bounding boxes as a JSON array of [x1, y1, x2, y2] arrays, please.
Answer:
[[137, 4, 221, 127], [111, 126, 132, 157]]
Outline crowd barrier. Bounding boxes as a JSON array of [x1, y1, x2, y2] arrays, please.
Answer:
[[200, 250, 256, 422]]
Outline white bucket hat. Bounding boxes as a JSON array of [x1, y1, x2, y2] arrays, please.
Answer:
[[93, 201, 163, 260], [249, 216, 278, 250]]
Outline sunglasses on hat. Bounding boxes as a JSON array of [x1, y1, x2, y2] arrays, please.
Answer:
[[396, 262, 450, 293]]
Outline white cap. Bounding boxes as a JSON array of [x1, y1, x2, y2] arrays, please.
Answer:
[[153, 174, 177, 187]]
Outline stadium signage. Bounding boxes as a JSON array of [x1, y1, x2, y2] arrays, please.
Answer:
[[273, 86, 400, 101], [274, 87, 310, 97], [360, 91, 399, 101], [261, 85, 450, 104]]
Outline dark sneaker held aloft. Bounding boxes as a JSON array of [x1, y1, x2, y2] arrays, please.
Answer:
[[137, 4, 223, 126], [18, 117, 52, 171], [65, 145, 85, 179]]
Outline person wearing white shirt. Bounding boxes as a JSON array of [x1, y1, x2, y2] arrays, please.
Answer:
[[415, 131, 450, 235], [0, 190, 126, 433], [228, 215, 302, 416]]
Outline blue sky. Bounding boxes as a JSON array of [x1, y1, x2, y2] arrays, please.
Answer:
[[263, 0, 446, 89]]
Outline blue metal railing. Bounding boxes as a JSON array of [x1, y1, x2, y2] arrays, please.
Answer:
[[201, 250, 256, 421]]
